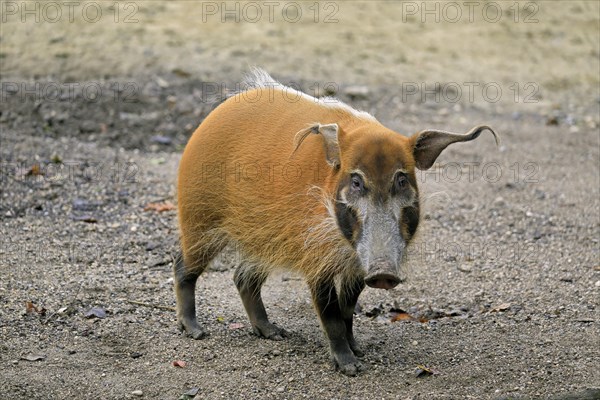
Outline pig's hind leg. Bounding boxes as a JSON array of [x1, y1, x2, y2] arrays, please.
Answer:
[[234, 260, 286, 341], [174, 243, 223, 340]]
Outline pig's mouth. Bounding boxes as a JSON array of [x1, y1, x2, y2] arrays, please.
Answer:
[[364, 273, 402, 290]]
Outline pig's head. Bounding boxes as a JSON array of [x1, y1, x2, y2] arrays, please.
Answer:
[[295, 123, 497, 289]]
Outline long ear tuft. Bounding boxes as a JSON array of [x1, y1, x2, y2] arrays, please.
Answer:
[[293, 123, 340, 168], [411, 125, 499, 170]]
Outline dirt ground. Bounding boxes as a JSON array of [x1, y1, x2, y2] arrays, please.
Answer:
[[1, 1, 599, 399]]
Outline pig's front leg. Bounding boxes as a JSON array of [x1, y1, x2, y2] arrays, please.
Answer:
[[339, 279, 365, 357], [311, 280, 365, 376]]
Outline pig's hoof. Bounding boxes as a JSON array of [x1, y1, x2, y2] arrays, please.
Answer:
[[179, 320, 208, 340], [188, 327, 208, 340], [336, 360, 365, 377], [351, 346, 364, 358], [348, 339, 364, 357], [332, 352, 366, 376], [253, 322, 287, 341]]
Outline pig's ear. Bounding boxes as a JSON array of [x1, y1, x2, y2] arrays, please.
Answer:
[[293, 123, 341, 168], [411, 125, 498, 170]]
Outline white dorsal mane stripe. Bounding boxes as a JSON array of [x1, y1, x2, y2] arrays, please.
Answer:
[[233, 67, 377, 122]]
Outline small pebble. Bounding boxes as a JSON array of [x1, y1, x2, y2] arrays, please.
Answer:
[[150, 135, 172, 145], [132, 390, 143, 396], [79, 120, 97, 133], [457, 264, 472, 273], [276, 386, 285, 393], [412, 340, 418, 346], [156, 77, 169, 88]]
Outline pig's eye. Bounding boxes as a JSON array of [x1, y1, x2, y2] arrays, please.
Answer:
[[350, 174, 365, 194], [394, 172, 408, 192]]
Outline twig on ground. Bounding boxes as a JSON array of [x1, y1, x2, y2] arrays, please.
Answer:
[[43, 281, 84, 324], [126, 300, 176, 311]]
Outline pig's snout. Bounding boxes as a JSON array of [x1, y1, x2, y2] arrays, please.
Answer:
[[364, 259, 402, 290]]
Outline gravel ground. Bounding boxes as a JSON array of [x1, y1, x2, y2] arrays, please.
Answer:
[[1, 2, 599, 399]]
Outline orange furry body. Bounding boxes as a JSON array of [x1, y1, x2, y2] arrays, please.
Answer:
[[178, 87, 402, 286]]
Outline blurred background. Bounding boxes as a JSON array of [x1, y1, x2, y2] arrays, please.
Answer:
[[2, 1, 599, 108], [2, 0, 598, 148]]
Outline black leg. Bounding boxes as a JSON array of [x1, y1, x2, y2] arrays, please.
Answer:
[[311, 280, 364, 376], [174, 252, 207, 339], [339, 278, 365, 357], [234, 262, 285, 340]]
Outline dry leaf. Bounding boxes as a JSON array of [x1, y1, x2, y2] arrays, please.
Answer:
[[26, 164, 43, 176], [25, 301, 36, 314], [179, 387, 199, 400], [21, 353, 46, 362], [72, 215, 98, 223], [390, 312, 414, 322], [84, 307, 107, 319], [490, 303, 511, 312], [25, 301, 46, 316], [415, 364, 440, 377], [144, 201, 175, 212], [183, 387, 199, 396], [415, 364, 434, 378]]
